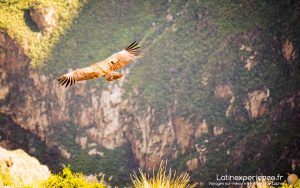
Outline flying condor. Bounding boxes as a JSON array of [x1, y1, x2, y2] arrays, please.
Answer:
[[57, 41, 141, 87]]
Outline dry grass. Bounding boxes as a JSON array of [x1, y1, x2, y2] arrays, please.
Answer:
[[131, 162, 197, 188]]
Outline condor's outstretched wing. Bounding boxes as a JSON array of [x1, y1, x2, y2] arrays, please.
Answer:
[[109, 41, 142, 71], [57, 65, 102, 87]]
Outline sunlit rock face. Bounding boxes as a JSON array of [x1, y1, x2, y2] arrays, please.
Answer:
[[0, 31, 126, 154], [194, 120, 208, 138], [195, 144, 207, 167], [122, 107, 177, 169], [214, 84, 233, 99], [244, 55, 258, 71], [282, 39, 295, 62], [0, 31, 37, 135], [213, 126, 224, 136], [0, 147, 50, 186], [241, 46, 258, 71], [186, 158, 199, 171], [122, 104, 213, 169], [244, 89, 270, 118], [174, 117, 194, 153], [30, 7, 56, 31]]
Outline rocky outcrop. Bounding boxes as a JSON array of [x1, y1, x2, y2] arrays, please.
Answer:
[[30, 7, 56, 31], [244, 55, 258, 71], [195, 144, 207, 167], [0, 147, 50, 186], [273, 90, 300, 122], [174, 117, 194, 153], [282, 39, 295, 62], [194, 120, 208, 138], [244, 89, 270, 118], [239, 44, 258, 71], [186, 158, 198, 171], [225, 96, 235, 117], [213, 126, 224, 136], [214, 84, 233, 99]]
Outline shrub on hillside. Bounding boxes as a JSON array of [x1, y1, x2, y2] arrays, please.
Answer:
[[0, 163, 14, 187], [42, 166, 105, 188], [279, 181, 300, 188]]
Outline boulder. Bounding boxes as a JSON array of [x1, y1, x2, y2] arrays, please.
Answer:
[[186, 158, 198, 171], [244, 89, 270, 118], [282, 39, 295, 62], [0, 147, 50, 186], [30, 7, 56, 31], [214, 84, 233, 99]]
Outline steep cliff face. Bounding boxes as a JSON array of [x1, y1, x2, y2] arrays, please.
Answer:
[[0, 27, 204, 172], [123, 107, 206, 169], [0, 29, 126, 148], [0, 28, 214, 175]]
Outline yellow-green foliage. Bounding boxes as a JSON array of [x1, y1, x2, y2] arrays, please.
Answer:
[[131, 163, 196, 188], [0, 163, 14, 187], [247, 179, 275, 188], [249, 180, 300, 188], [0, 0, 86, 66], [279, 181, 300, 188], [42, 166, 105, 188]]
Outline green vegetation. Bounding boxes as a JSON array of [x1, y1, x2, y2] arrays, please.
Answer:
[[0, 162, 14, 187], [246, 179, 300, 188], [125, 0, 300, 125], [280, 181, 300, 188], [42, 166, 105, 188], [43, 0, 170, 80], [0, 0, 86, 66], [48, 122, 133, 186], [0, 164, 197, 188]]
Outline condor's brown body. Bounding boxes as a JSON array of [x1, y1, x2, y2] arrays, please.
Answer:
[[57, 41, 141, 87]]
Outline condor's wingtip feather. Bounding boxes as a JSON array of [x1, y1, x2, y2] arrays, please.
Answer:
[[125, 41, 139, 50], [126, 41, 138, 49], [57, 75, 76, 88], [125, 41, 141, 56]]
